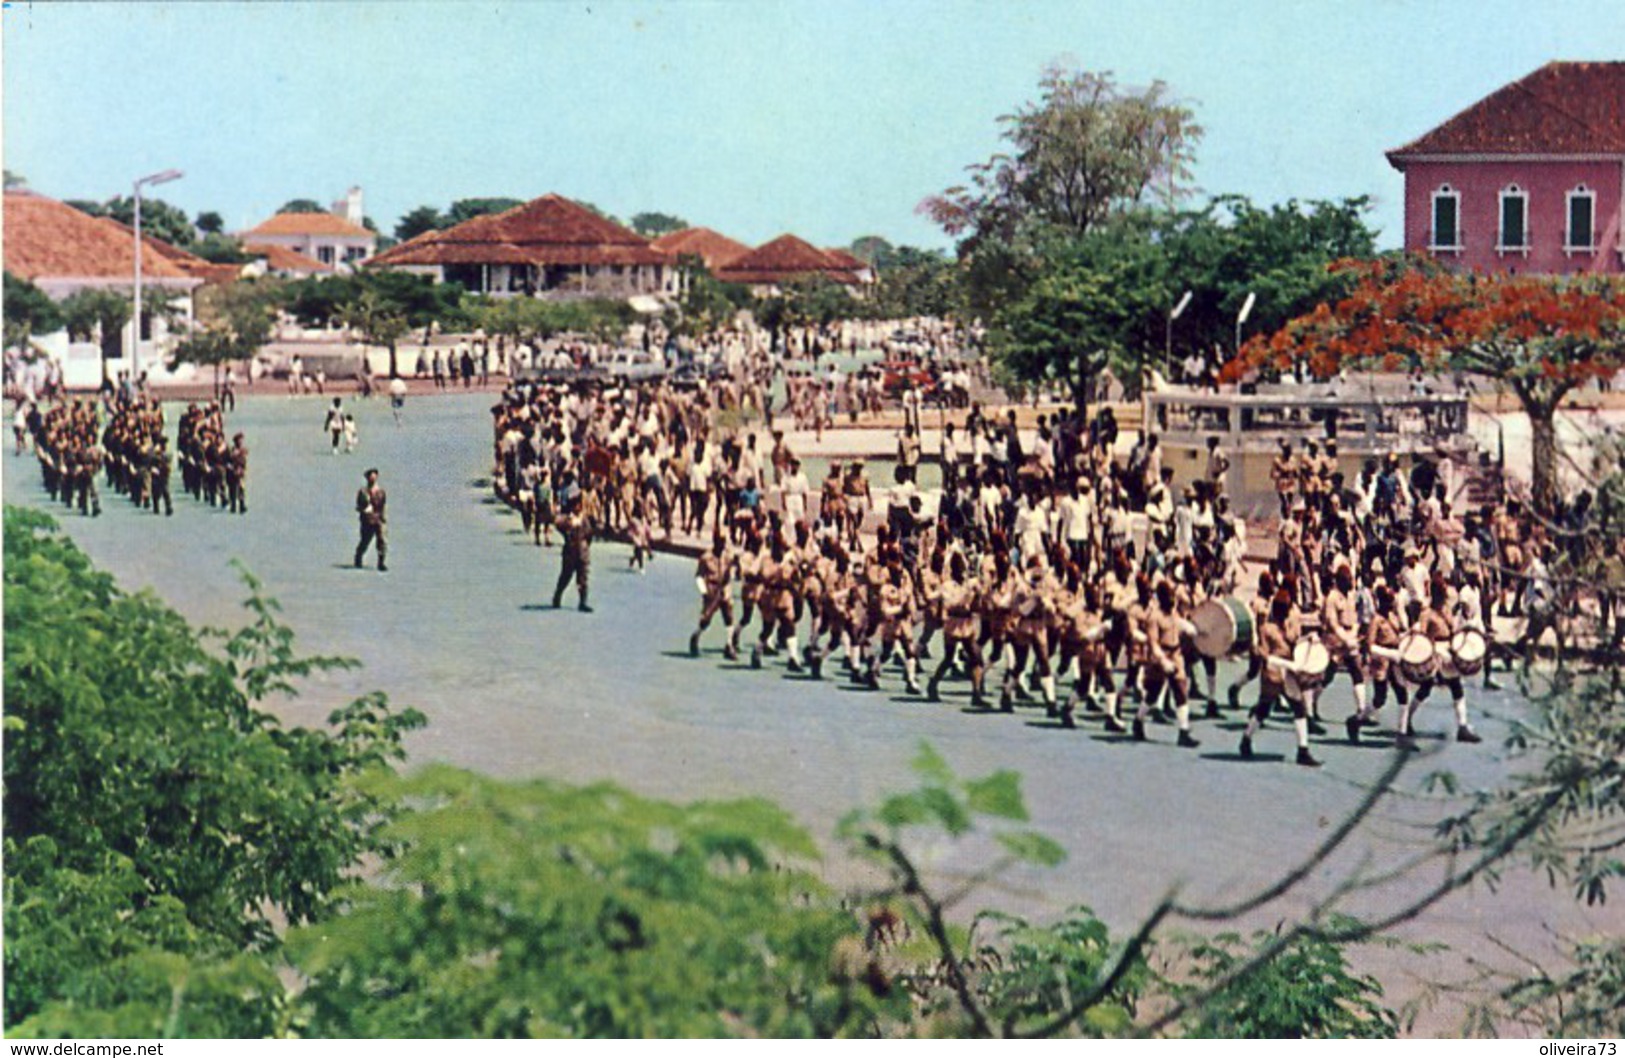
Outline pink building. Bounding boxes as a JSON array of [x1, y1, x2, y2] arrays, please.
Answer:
[[1387, 62, 1624, 275]]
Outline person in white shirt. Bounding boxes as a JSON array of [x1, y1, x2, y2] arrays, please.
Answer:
[[781, 457, 810, 527]]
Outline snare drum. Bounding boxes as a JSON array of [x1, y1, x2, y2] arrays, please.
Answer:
[[1449, 628, 1487, 677], [1285, 638, 1330, 700], [1192, 597, 1254, 659], [1397, 632, 1438, 684]]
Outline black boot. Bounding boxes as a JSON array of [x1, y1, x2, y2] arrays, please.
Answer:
[[1239, 735, 1253, 760], [689, 633, 700, 658], [1178, 730, 1200, 749], [1296, 747, 1322, 768]]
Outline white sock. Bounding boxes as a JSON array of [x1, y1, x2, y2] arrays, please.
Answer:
[[905, 656, 918, 684], [1454, 696, 1469, 728], [1041, 675, 1056, 705], [1176, 701, 1190, 731], [1294, 717, 1310, 749], [787, 635, 800, 660], [1352, 682, 1367, 716]]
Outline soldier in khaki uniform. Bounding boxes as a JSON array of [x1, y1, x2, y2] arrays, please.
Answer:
[[354, 468, 388, 572], [552, 476, 599, 611]]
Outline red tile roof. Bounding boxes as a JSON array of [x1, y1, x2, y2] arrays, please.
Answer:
[[650, 227, 751, 271], [244, 241, 332, 274], [243, 211, 374, 238], [714, 234, 860, 285], [368, 194, 668, 268], [3, 191, 200, 282], [1388, 61, 1625, 164]]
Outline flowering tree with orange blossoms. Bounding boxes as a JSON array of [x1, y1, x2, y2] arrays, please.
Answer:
[[1221, 258, 1625, 514]]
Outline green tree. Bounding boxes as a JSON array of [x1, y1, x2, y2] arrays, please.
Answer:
[[870, 246, 959, 320], [849, 235, 897, 269], [3, 508, 424, 1033], [60, 288, 132, 381], [990, 219, 1168, 405], [673, 264, 748, 338], [195, 211, 225, 235], [103, 195, 196, 249], [3, 272, 65, 354], [279, 198, 328, 214], [1159, 195, 1377, 363], [281, 274, 362, 328], [65, 198, 107, 218], [445, 197, 523, 227], [171, 280, 279, 395], [394, 204, 445, 242], [4, 169, 27, 189], [190, 233, 254, 264], [629, 211, 688, 237], [922, 65, 1201, 249], [340, 288, 411, 380]]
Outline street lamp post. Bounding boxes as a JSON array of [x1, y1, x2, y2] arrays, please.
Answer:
[[131, 168, 184, 385], [1165, 290, 1192, 381], [1235, 291, 1256, 358]]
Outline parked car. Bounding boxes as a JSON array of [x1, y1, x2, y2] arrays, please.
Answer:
[[880, 358, 936, 396], [670, 357, 731, 390]]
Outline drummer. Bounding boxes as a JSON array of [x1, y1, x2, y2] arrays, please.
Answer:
[[1398, 579, 1484, 747], [1057, 580, 1123, 732], [1345, 584, 1410, 742], [1239, 590, 1322, 767], [1226, 570, 1277, 711], [1319, 559, 1366, 728]]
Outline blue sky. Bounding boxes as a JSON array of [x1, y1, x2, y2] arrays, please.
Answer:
[[4, 1, 1621, 251]]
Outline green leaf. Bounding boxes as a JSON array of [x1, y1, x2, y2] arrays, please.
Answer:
[[996, 831, 1067, 867], [965, 771, 1028, 822]]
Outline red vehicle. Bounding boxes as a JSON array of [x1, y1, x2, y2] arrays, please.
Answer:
[[879, 359, 935, 396]]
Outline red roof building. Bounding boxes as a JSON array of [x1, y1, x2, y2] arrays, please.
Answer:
[[5, 191, 203, 290], [244, 241, 333, 277], [368, 194, 669, 298], [713, 234, 863, 291], [649, 227, 751, 272], [3, 190, 207, 371], [240, 206, 376, 272], [1387, 62, 1625, 274]]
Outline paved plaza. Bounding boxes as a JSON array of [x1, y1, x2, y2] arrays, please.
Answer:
[[5, 389, 1620, 1030]]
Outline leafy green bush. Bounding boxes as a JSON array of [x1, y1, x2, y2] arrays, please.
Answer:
[[288, 767, 905, 1037], [1171, 922, 1398, 1038], [3, 507, 424, 1032]]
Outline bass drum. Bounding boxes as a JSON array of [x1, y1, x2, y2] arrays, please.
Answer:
[[1285, 638, 1330, 701], [1192, 597, 1254, 659], [1397, 632, 1438, 684], [1449, 628, 1487, 677]]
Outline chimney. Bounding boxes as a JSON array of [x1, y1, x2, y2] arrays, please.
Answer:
[[333, 186, 364, 226]]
